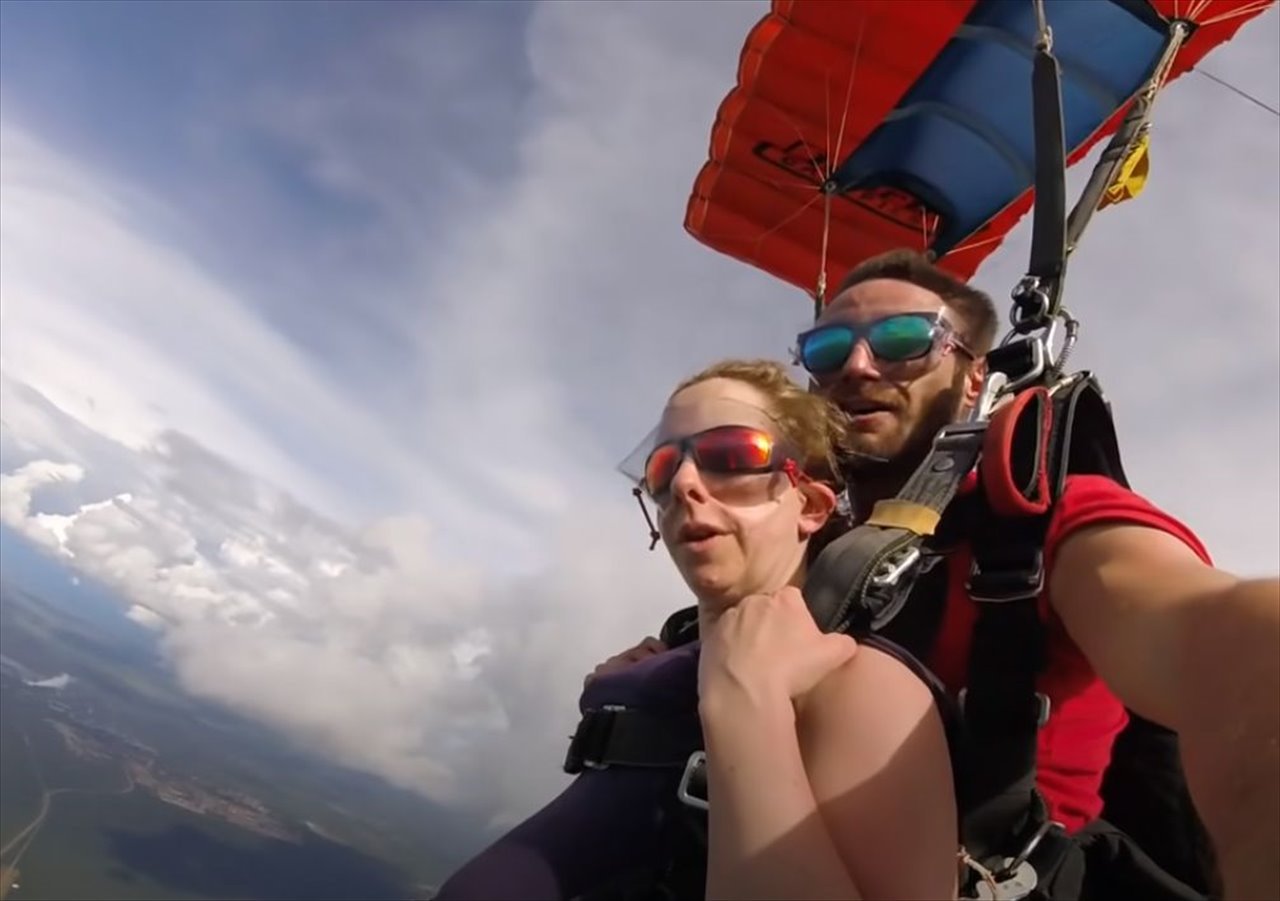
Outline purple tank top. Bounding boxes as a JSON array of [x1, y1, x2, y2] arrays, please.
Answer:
[[435, 643, 702, 900]]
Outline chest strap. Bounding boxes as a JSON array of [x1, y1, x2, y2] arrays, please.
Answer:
[[563, 706, 703, 775], [803, 419, 988, 635]]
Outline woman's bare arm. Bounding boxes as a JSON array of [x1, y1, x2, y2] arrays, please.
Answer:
[[699, 646, 958, 900], [700, 677, 865, 900], [798, 645, 959, 900]]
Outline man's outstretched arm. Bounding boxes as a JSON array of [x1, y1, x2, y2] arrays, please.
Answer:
[[1050, 523, 1279, 901]]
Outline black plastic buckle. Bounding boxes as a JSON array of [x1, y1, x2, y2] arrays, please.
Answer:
[[562, 704, 624, 775], [966, 549, 1045, 603]]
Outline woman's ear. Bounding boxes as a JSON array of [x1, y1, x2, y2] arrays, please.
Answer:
[[797, 481, 837, 538]]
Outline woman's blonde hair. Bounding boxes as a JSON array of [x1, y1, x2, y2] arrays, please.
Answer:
[[671, 358, 852, 490]]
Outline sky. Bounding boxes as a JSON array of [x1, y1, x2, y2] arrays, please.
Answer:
[[1, 0, 1277, 837]]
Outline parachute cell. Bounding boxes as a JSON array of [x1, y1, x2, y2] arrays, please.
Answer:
[[684, 0, 1277, 298]]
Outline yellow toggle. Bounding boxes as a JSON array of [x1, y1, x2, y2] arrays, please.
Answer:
[[1099, 132, 1151, 210], [866, 499, 941, 536]]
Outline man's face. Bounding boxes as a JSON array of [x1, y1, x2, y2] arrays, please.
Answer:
[[810, 278, 982, 474]]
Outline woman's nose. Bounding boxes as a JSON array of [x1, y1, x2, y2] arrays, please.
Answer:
[[668, 457, 709, 504]]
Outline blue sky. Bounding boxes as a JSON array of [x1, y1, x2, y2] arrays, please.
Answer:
[[1, 0, 1277, 831]]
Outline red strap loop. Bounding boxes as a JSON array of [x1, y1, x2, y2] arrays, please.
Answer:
[[981, 387, 1053, 518]]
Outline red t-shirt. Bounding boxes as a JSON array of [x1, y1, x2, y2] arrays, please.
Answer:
[[926, 473, 1212, 832]]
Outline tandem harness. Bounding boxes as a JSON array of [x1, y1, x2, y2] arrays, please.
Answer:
[[562, 366, 1217, 901], [563, 363, 1214, 901]]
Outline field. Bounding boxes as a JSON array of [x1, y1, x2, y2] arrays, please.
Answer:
[[0, 574, 476, 899]]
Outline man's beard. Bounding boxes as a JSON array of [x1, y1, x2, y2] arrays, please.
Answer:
[[839, 369, 969, 485]]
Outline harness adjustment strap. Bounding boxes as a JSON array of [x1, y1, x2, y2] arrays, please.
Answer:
[[804, 419, 987, 635], [563, 706, 703, 775]]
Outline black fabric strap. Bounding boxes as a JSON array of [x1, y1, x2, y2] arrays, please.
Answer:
[[1027, 45, 1067, 291], [960, 501, 1055, 868], [563, 707, 702, 775], [804, 420, 987, 635]]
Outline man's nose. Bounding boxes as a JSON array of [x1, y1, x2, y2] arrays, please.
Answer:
[[840, 338, 882, 381]]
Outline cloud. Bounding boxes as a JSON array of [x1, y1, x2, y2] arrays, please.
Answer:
[[0, 0, 1276, 845], [0, 392, 684, 819]]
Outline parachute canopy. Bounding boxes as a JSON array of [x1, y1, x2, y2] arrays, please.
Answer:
[[684, 0, 1275, 299]]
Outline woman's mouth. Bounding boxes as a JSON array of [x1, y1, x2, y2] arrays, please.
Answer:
[[678, 522, 725, 547]]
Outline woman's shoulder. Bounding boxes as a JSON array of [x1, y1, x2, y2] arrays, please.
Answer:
[[799, 633, 962, 746]]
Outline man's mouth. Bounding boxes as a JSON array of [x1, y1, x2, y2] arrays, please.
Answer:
[[843, 399, 897, 416]]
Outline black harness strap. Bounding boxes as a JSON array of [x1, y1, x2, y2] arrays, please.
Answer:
[[960, 503, 1057, 881], [804, 420, 988, 635], [952, 373, 1071, 893], [564, 707, 703, 775]]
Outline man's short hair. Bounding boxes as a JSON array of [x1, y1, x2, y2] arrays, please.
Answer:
[[834, 249, 1001, 355]]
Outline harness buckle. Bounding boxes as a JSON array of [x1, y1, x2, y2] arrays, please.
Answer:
[[962, 818, 1067, 899], [966, 550, 1045, 603], [967, 857, 1039, 901], [870, 545, 921, 588], [676, 750, 709, 811], [958, 689, 1052, 729], [562, 704, 625, 774]]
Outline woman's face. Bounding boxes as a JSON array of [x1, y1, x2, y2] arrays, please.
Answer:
[[651, 378, 835, 611]]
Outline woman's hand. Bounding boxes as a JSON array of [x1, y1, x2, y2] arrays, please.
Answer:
[[698, 586, 857, 710], [583, 635, 668, 687]]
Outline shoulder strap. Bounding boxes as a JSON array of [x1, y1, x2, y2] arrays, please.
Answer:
[[956, 382, 1078, 888], [803, 420, 988, 635]]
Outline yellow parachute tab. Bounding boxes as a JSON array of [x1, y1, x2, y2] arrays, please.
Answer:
[[1099, 132, 1151, 210]]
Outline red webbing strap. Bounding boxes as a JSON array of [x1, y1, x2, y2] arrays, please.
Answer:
[[980, 387, 1053, 518]]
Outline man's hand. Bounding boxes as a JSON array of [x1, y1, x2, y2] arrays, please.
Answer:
[[698, 586, 857, 709], [582, 635, 668, 687]]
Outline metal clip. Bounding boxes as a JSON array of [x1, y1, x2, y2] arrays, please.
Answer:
[[870, 546, 921, 588], [969, 859, 1039, 900], [1000, 819, 1059, 881], [677, 751, 709, 810], [970, 371, 1010, 423]]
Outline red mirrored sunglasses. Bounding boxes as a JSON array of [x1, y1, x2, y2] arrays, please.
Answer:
[[642, 425, 800, 503]]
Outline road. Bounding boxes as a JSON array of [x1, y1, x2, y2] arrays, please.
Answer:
[[0, 727, 135, 898]]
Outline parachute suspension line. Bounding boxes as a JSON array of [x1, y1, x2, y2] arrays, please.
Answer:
[[832, 10, 868, 171], [1201, 1, 1277, 26], [1195, 67, 1280, 117], [813, 186, 834, 321], [813, 9, 867, 324]]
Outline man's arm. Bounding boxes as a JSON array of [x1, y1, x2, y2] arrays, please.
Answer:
[[1049, 522, 1279, 901]]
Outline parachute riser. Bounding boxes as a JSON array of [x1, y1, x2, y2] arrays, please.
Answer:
[[1064, 19, 1192, 257], [995, 7, 1189, 408]]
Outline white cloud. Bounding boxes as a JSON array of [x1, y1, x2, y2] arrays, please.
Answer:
[[0, 403, 683, 817], [0, 0, 1276, 842]]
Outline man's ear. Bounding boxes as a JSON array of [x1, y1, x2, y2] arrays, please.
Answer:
[[963, 355, 987, 407], [798, 481, 837, 537]]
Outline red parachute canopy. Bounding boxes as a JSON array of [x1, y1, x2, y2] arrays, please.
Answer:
[[684, 0, 1275, 302]]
